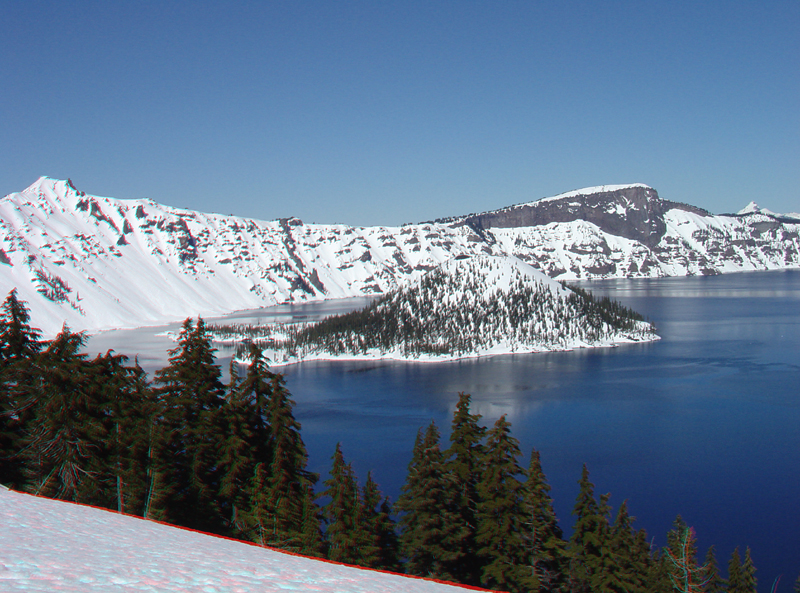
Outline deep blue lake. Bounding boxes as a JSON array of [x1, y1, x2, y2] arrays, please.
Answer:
[[87, 270, 800, 587]]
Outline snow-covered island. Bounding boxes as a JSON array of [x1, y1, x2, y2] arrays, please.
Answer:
[[213, 256, 658, 365]]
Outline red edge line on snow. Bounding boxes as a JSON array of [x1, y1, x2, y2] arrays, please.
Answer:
[[5, 487, 502, 592]]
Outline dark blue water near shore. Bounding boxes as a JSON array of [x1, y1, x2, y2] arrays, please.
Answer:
[[279, 270, 800, 588]]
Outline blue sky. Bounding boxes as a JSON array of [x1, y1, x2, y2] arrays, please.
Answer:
[[2, 1, 798, 226]]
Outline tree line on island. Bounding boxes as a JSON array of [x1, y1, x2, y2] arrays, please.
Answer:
[[0, 290, 792, 593], [223, 259, 655, 363]]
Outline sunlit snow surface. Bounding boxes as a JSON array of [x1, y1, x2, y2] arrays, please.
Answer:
[[0, 487, 481, 593]]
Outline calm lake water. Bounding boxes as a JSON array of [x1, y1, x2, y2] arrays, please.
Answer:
[[85, 270, 800, 587]]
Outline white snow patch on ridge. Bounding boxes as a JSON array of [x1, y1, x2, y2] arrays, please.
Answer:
[[0, 487, 481, 593], [530, 183, 652, 206]]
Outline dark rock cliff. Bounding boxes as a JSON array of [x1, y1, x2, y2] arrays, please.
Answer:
[[459, 186, 709, 248]]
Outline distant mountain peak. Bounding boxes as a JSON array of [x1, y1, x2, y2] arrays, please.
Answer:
[[738, 201, 762, 215]]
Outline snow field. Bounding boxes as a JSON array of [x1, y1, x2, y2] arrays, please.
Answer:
[[0, 487, 488, 593]]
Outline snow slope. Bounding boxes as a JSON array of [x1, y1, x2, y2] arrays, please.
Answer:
[[0, 486, 484, 593], [1, 177, 797, 335]]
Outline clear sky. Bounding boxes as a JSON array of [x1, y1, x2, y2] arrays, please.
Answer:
[[2, 1, 798, 226]]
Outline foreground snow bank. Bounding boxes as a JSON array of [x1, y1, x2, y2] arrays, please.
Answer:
[[0, 487, 484, 593]]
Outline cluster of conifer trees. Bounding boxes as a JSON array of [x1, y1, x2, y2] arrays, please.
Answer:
[[0, 289, 793, 592]]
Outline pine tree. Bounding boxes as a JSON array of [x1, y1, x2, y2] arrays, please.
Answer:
[[263, 371, 318, 552], [568, 464, 614, 593], [355, 471, 387, 568], [22, 326, 107, 502], [608, 500, 648, 593], [0, 290, 43, 488], [396, 422, 465, 581], [298, 481, 324, 557], [741, 547, 757, 593], [218, 359, 256, 536], [153, 317, 227, 532], [702, 546, 726, 593], [474, 415, 534, 593], [321, 443, 361, 564], [520, 447, 568, 592], [376, 497, 401, 571], [728, 548, 744, 593], [443, 392, 486, 586], [664, 524, 707, 593], [246, 461, 273, 546], [86, 351, 156, 514]]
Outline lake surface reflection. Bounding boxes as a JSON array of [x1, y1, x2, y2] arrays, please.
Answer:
[[85, 271, 800, 584]]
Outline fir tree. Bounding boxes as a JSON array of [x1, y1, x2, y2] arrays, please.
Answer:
[[568, 464, 614, 593], [86, 351, 156, 514], [355, 471, 387, 568], [443, 391, 486, 586], [702, 546, 726, 593], [218, 359, 256, 536], [728, 548, 744, 593], [0, 290, 43, 488], [396, 422, 465, 581], [664, 525, 707, 593], [607, 500, 648, 593], [376, 496, 401, 571], [520, 447, 568, 592], [153, 317, 227, 532], [263, 371, 318, 552], [23, 326, 107, 502], [321, 443, 361, 564], [741, 547, 757, 593], [473, 415, 531, 591], [298, 481, 324, 557]]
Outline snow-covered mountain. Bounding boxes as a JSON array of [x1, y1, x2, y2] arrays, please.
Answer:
[[1, 177, 798, 335], [0, 485, 477, 592], [250, 255, 656, 364]]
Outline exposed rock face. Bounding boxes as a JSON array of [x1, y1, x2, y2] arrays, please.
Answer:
[[459, 185, 709, 248]]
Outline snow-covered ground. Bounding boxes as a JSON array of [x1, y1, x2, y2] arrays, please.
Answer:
[[0, 486, 485, 593], [2, 177, 797, 336]]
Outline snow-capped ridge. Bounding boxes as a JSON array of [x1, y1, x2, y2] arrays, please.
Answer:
[[531, 183, 653, 206], [1, 178, 798, 336]]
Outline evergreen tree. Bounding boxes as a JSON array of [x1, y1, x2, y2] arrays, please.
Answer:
[[355, 471, 387, 568], [520, 447, 568, 592], [153, 317, 227, 532], [443, 392, 486, 586], [376, 497, 401, 571], [702, 546, 726, 593], [741, 547, 757, 593], [608, 501, 648, 593], [396, 422, 465, 581], [263, 371, 318, 552], [728, 548, 744, 593], [298, 481, 324, 557], [568, 464, 614, 593], [474, 415, 533, 592], [0, 290, 43, 488], [245, 461, 273, 546], [321, 443, 361, 564], [664, 524, 707, 593], [87, 351, 156, 514], [22, 326, 107, 502], [218, 359, 256, 536]]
